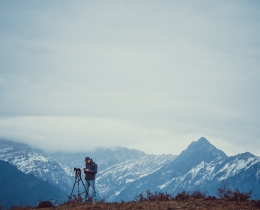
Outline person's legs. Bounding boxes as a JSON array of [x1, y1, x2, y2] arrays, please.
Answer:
[[89, 180, 97, 203], [85, 180, 90, 202]]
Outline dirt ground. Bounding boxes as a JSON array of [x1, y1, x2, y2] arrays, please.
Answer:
[[16, 199, 260, 210]]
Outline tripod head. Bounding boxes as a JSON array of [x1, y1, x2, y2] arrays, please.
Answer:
[[73, 168, 82, 178]]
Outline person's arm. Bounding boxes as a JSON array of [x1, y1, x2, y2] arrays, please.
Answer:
[[84, 164, 97, 174], [83, 168, 87, 174]]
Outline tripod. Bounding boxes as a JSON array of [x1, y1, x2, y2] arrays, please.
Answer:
[[68, 168, 87, 204]]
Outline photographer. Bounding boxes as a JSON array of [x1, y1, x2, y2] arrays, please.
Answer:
[[83, 157, 97, 203]]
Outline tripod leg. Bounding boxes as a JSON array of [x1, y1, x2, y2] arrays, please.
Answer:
[[77, 177, 82, 204], [70, 178, 77, 197], [80, 177, 88, 192]]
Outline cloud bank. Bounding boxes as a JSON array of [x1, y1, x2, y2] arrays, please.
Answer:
[[0, 1, 259, 155]]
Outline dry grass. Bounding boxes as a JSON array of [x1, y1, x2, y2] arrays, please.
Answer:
[[12, 199, 260, 210], [9, 187, 260, 209]]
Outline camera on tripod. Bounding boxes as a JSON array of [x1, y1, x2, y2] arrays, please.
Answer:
[[73, 168, 82, 178], [68, 167, 87, 204]]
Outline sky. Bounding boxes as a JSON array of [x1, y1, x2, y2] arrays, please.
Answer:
[[0, 0, 260, 156]]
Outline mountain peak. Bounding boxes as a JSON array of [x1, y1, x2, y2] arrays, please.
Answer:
[[168, 137, 228, 174], [197, 137, 210, 144], [235, 152, 255, 159], [187, 137, 214, 152], [187, 137, 223, 153]]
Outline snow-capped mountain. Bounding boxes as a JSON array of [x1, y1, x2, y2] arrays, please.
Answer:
[[109, 137, 260, 201], [157, 152, 260, 193], [1, 137, 260, 202], [96, 153, 176, 201], [0, 139, 71, 193], [0, 160, 67, 208], [49, 147, 146, 176], [0, 139, 161, 197]]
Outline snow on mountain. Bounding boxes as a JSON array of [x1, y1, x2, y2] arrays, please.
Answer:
[[1, 137, 260, 202], [216, 152, 260, 181], [48, 147, 174, 200], [49, 147, 146, 176], [111, 138, 260, 201], [154, 150, 260, 198], [0, 160, 67, 208], [0, 139, 71, 193], [0, 139, 164, 198], [96, 153, 176, 200]]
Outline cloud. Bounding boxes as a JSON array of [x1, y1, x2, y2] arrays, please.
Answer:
[[0, 1, 260, 156], [0, 116, 177, 154], [0, 115, 259, 156]]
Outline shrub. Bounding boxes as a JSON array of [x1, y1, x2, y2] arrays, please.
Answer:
[[134, 192, 146, 202], [134, 189, 173, 202], [97, 196, 107, 204], [175, 190, 190, 201], [175, 190, 207, 200], [217, 182, 253, 201], [147, 189, 172, 201], [190, 190, 206, 199]]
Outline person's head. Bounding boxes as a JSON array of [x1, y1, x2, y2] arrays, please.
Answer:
[[85, 156, 91, 164]]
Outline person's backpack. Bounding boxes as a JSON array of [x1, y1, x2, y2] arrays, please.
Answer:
[[92, 162, 97, 173]]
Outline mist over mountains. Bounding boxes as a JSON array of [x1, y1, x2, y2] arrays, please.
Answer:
[[1, 137, 260, 207]]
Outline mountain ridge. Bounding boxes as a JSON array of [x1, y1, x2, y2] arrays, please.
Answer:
[[1, 137, 260, 204]]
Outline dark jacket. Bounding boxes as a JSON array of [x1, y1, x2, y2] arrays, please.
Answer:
[[84, 161, 97, 180]]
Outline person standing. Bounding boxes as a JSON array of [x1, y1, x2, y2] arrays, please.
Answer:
[[83, 157, 98, 203]]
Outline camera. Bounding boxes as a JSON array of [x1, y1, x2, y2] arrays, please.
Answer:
[[73, 168, 82, 178]]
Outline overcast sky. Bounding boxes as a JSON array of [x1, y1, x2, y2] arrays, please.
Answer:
[[0, 0, 260, 156]]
